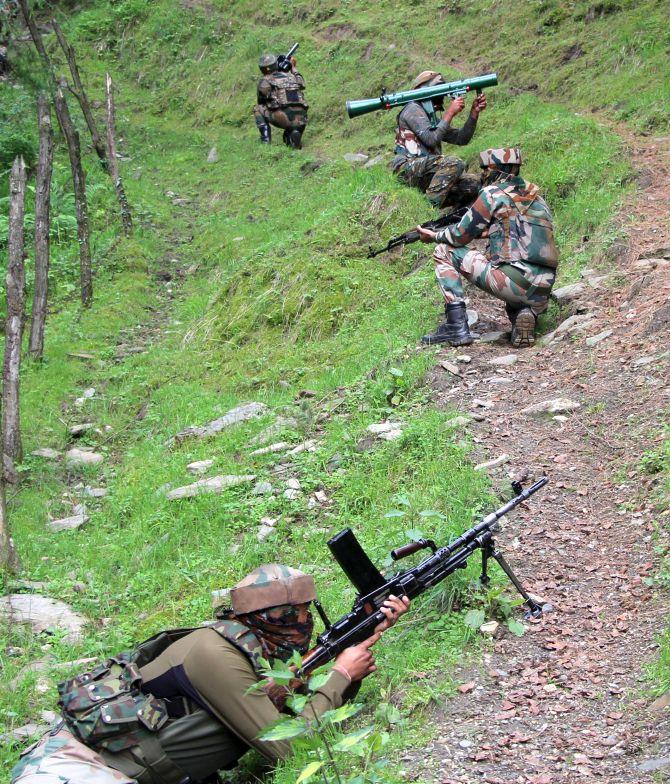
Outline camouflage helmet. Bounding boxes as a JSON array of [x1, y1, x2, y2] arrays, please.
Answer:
[[258, 53, 278, 73], [412, 70, 445, 90], [231, 564, 316, 614], [479, 147, 523, 168]]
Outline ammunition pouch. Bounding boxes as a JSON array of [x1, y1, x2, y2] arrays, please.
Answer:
[[265, 72, 308, 110]]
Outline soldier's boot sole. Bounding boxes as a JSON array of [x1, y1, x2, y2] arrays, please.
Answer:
[[511, 308, 536, 348]]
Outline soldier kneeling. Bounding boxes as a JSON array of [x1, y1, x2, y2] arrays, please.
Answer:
[[11, 565, 408, 784], [253, 53, 308, 149], [417, 147, 559, 349]]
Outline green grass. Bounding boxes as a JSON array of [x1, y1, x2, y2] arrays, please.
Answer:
[[0, 0, 665, 778]]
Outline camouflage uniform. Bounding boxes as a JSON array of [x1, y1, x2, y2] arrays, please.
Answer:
[[392, 91, 481, 210], [11, 566, 351, 784], [254, 68, 308, 147], [432, 174, 558, 314]]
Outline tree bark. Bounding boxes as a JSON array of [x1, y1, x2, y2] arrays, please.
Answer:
[[105, 73, 132, 236], [52, 18, 107, 167], [17, 0, 57, 90], [54, 87, 93, 307], [28, 94, 54, 360], [3, 157, 27, 484], [0, 480, 20, 573]]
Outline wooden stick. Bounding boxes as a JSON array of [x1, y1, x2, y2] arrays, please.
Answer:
[[105, 72, 132, 235], [0, 480, 20, 573], [52, 18, 107, 167], [3, 157, 27, 484], [54, 86, 93, 307], [28, 94, 54, 359]]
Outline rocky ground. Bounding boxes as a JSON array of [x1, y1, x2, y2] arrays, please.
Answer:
[[407, 134, 670, 782]]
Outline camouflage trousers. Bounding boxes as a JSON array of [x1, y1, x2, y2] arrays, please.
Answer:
[[434, 245, 555, 315], [11, 727, 135, 784], [395, 155, 480, 210], [253, 104, 308, 131]]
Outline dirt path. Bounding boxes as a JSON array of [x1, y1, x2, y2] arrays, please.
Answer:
[[414, 132, 670, 783]]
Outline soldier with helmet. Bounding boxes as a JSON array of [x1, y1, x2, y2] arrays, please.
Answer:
[[11, 564, 409, 784], [392, 70, 488, 211], [253, 52, 308, 149], [416, 146, 559, 348]]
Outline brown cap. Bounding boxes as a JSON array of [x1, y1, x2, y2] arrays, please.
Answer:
[[412, 70, 445, 90], [230, 564, 316, 614]]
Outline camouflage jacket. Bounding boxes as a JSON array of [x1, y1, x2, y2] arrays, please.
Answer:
[[435, 175, 559, 269], [394, 101, 478, 160], [257, 69, 308, 110]]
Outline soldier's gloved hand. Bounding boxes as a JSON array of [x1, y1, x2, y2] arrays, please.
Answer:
[[290, 56, 297, 68], [417, 226, 438, 243], [374, 594, 410, 633], [444, 96, 465, 121], [470, 93, 487, 118], [333, 634, 380, 682]]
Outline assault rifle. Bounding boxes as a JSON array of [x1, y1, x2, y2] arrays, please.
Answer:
[[367, 207, 467, 258], [277, 43, 299, 73]]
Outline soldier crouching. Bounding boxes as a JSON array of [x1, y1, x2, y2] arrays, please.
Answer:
[[254, 53, 308, 149], [417, 147, 559, 348]]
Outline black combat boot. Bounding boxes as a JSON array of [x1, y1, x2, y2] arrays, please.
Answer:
[[283, 128, 303, 149], [421, 302, 473, 346], [258, 124, 271, 144], [510, 307, 536, 348]]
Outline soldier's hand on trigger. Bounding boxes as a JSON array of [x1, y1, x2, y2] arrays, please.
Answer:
[[470, 93, 487, 118], [290, 56, 297, 68], [374, 594, 410, 634], [417, 226, 438, 243], [333, 634, 380, 682], [444, 96, 465, 121]]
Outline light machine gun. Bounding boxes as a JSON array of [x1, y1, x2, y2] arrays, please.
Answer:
[[264, 478, 549, 705], [346, 72, 498, 119]]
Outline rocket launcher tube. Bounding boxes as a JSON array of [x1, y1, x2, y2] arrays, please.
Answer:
[[346, 72, 498, 119]]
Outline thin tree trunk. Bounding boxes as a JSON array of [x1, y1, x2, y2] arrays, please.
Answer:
[[52, 19, 107, 167], [3, 157, 27, 484], [54, 87, 93, 307], [29, 94, 53, 359], [105, 73, 132, 236], [0, 480, 20, 573]]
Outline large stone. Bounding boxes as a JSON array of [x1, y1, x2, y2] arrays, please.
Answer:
[[252, 480, 273, 495], [47, 513, 89, 532], [585, 329, 613, 347], [66, 448, 104, 466], [551, 282, 585, 304], [250, 442, 289, 456], [186, 459, 214, 474], [0, 594, 87, 643], [343, 152, 369, 164], [175, 402, 268, 441], [167, 474, 256, 500], [541, 313, 595, 345], [69, 423, 94, 437], [638, 758, 670, 773], [522, 398, 581, 416]]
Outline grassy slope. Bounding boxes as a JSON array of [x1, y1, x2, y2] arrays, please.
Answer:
[[1, 0, 668, 778]]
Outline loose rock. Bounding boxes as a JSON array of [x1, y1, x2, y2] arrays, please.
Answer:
[[250, 441, 290, 456], [479, 331, 507, 344], [206, 146, 218, 163], [379, 429, 403, 441], [47, 513, 89, 532], [166, 474, 256, 500], [66, 448, 104, 466], [364, 154, 384, 168], [0, 594, 87, 643], [249, 416, 299, 446], [475, 454, 510, 471], [551, 282, 585, 304], [69, 423, 94, 437], [466, 309, 479, 327], [286, 439, 317, 455], [252, 480, 273, 496], [521, 398, 581, 416], [343, 152, 369, 164], [488, 354, 518, 367], [175, 402, 268, 441], [480, 621, 499, 636], [367, 421, 404, 434], [31, 448, 59, 460], [83, 486, 107, 498], [186, 459, 214, 474], [257, 517, 278, 541], [585, 329, 613, 347]]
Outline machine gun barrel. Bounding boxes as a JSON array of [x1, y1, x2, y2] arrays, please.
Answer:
[[347, 72, 498, 119]]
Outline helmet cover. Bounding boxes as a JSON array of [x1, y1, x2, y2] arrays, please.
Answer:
[[479, 147, 523, 168], [231, 564, 316, 614]]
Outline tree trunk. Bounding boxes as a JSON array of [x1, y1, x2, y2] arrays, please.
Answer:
[[105, 73, 132, 236], [3, 157, 27, 484], [17, 0, 55, 84], [52, 19, 107, 167], [54, 87, 93, 307], [0, 480, 20, 573], [28, 94, 54, 360]]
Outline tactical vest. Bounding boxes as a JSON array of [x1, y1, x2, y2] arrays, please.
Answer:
[[56, 621, 267, 784], [394, 101, 439, 158], [264, 72, 308, 111], [488, 182, 559, 269]]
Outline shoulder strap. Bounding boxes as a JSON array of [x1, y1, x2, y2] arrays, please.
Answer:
[[210, 620, 266, 675]]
